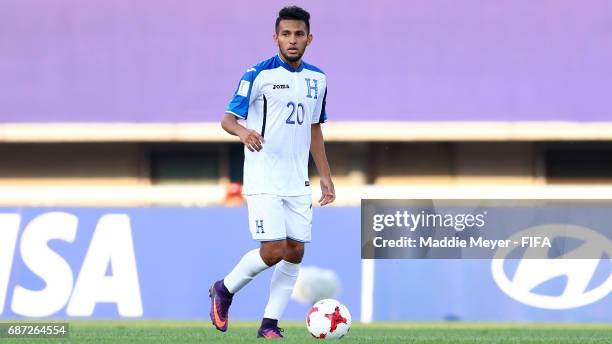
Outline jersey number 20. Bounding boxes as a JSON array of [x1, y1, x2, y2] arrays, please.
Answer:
[[286, 102, 304, 125]]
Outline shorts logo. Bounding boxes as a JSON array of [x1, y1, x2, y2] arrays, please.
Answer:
[[273, 84, 290, 90], [255, 220, 265, 234]]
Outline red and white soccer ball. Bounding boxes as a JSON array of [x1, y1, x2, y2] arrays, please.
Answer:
[[306, 299, 352, 339]]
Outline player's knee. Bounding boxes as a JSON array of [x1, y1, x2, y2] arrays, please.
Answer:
[[284, 243, 305, 263], [259, 242, 287, 266]]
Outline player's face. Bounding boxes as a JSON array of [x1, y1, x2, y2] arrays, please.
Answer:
[[274, 20, 312, 63]]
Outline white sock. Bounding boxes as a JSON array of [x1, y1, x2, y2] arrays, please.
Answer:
[[263, 260, 300, 320], [224, 248, 270, 294]]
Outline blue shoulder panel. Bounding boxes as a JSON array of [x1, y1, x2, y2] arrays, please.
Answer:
[[302, 61, 325, 75], [225, 56, 282, 119]]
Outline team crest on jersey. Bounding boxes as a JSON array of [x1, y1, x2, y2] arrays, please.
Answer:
[[273, 84, 290, 90], [305, 78, 318, 99]]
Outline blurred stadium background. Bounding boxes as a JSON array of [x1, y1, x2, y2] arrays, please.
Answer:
[[1, 0, 611, 324]]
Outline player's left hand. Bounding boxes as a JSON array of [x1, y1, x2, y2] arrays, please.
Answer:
[[318, 176, 336, 206]]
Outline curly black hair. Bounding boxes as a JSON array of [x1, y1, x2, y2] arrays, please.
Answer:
[[275, 6, 310, 33]]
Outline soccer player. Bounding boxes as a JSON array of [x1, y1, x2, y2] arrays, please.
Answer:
[[209, 5, 335, 339]]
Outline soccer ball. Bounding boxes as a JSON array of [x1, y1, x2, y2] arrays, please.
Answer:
[[306, 299, 352, 339]]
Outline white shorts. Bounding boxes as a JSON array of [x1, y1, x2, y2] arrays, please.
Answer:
[[245, 194, 312, 243]]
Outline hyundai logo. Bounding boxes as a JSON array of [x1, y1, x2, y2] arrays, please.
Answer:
[[491, 224, 612, 309]]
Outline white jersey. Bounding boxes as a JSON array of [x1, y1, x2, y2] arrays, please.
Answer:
[[226, 55, 328, 196]]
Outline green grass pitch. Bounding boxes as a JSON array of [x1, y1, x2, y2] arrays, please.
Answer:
[[2, 321, 612, 343]]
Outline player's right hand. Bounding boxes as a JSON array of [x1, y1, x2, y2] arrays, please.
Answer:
[[239, 129, 264, 152]]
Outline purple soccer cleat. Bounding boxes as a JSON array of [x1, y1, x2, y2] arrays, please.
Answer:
[[209, 280, 233, 332], [257, 326, 284, 339]]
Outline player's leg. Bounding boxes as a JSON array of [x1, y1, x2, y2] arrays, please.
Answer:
[[258, 195, 312, 338], [258, 239, 287, 266], [210, 194, 285, 332], [257, 239, 303, 338]]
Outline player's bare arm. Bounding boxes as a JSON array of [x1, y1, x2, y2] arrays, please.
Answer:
[[311, 123, 335, 206], [221, 113, 264, 152]]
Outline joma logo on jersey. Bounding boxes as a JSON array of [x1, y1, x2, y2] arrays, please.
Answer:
[[273, 84, 290, 90]]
